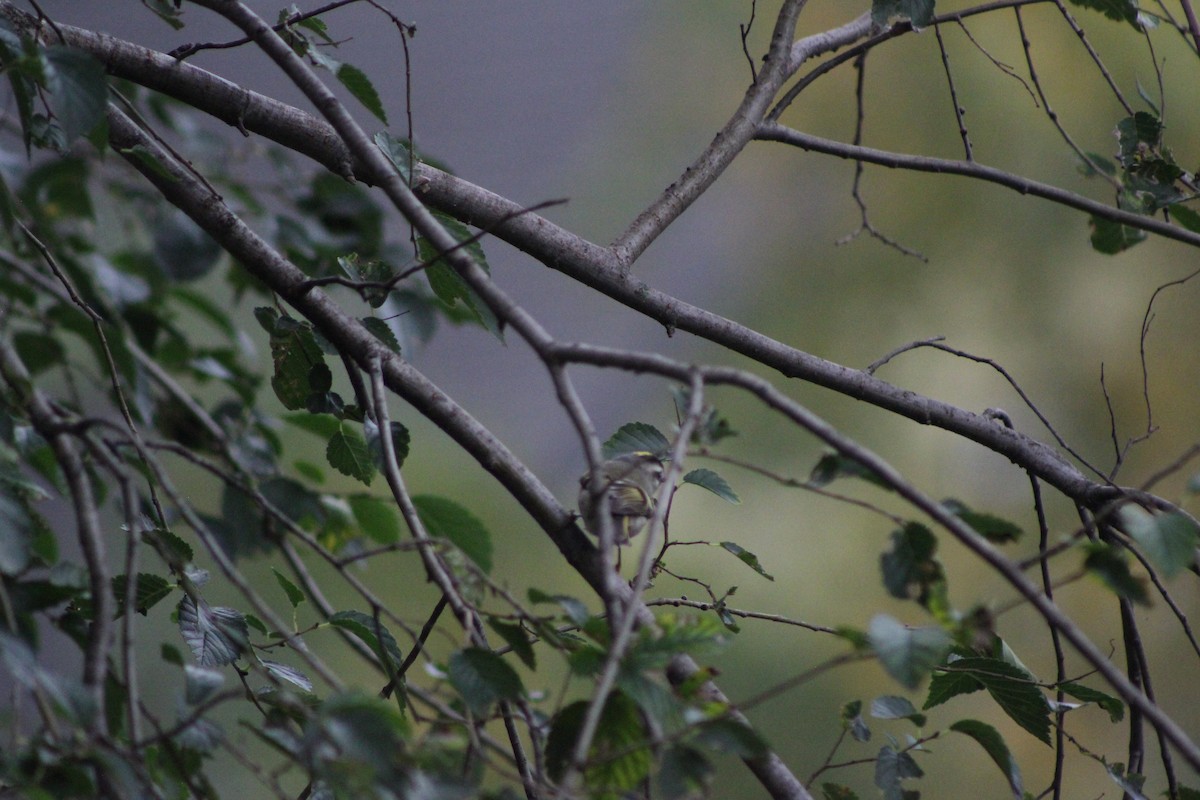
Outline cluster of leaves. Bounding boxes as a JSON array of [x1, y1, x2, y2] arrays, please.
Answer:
[[1085, 109, 1200, 253], [803, 454, 1200, 799], [0, 10, 784, 798], [868, 0, 1199, 258], [0, 17, 106, 152], [0, 10, 517, 797], [592, 415, 1191, 798]]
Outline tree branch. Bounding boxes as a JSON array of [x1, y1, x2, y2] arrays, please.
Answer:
[[5, 4, 1172, 512], [756, 122, 1200, 251]]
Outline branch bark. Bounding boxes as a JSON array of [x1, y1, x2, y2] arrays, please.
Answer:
[[6, 5, 1123, 510]]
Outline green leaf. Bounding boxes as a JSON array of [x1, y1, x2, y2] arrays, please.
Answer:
[[417, 211, 502, 340], [295, 13, 333, 43], [261, 660, 312, 693], [177, 595, 249, 667], [1089, 215, 1147, 254], [683, 468, 740, 503], [154, 208, 222, 282], [870, 695, 925, 727], [671, 384, 738, 445], [1116, 111, 1163, 162], [1059, 681, 1124, 722], [719, 541, 774, 581], [413, 495, 492, 573], [821, 784, 860, 800], [871, 0, 936, 30], [183, 663, 225, 707], [170, 287, 237, 337], [307, 361, 333, 394], [0, 491, 34, 576], [293, 460, 325, 484], [447, 647, 524, 716], [306, 691, 411, 778], [329, 609, 404, 671], [1083, 541, 1148, 604], [874, 745, 923, 799], [365, 419, 410, 469], [268, 316, 326, 411], [546, 694, 652, 793], [253, 306, 279, 333], [1079, 152, 1117, 177], [43, 46, 107, 145], [841, 700, 871, 742], [336, 62, 387, 124], [111, 573, 173, 617], [835, 625, 870, 651], [12, 332, 65, 376], [21, 156, 93, 220], [360, 316, 401, 353], [624, 615, 727, 671], [161, 643, 184, 666], [950, 719, 1023, 798], [375, 130, 415, 182], [337, 252, 395, 308], [659, 744, 713, 800], [1065, 0, 1139, 27], [143, 527, 193, 570], [487, 618, 536, 670], [617, 671, 685, 732], [928, 657, 1050, 745], [528, 589, 591, 627], [120, 143, 179, 181], [261, 477, 324, 531], [0, 631, 97, 727], [326, 424, 375, 485], [271, 568, 306, 609], [809, 451, 891, 490], [347, 493, 400, 544], [880, 522, 943, 604], [868, 615, 950, 690], [296, 172, 383, 259], [940, 498, 1022, 543], [1106, 763, 1148, 800], [602, 422, 670, 459], [1119, 506, 1198, 578], [282, 411, 342, 439], [143, 0, 184, 29], [925, 662, 986, 707], [1171, 204, 1200, 233]]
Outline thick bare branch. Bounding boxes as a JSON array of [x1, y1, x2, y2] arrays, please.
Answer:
[[1, 4, 1172, 513]]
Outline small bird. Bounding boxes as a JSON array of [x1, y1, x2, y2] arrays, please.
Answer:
[[577, 452, 666, 544]]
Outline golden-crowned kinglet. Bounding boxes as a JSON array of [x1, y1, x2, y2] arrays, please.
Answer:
[[577, 452, 666, 544]]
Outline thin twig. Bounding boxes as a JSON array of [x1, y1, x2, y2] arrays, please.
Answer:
[[1014, 6, 1119, 190], [934, 23, 973, 161], [168, 0, 367, 59], [833, 53, 929, 260]]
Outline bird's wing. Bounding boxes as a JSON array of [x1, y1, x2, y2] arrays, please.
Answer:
[[608, 481, 652, 517]]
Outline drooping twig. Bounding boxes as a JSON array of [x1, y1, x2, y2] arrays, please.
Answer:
[[934, 23, 973, 161], [833, 53, 929, 260]]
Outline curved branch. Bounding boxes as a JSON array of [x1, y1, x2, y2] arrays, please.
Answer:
[[10, 5, 1127, 511], [608, 0, 810, 265], [0, 340, 113, 726], [549, 341, 1200, 773], [105, 91, 812, 800], [756, 122, 1200, 250]]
